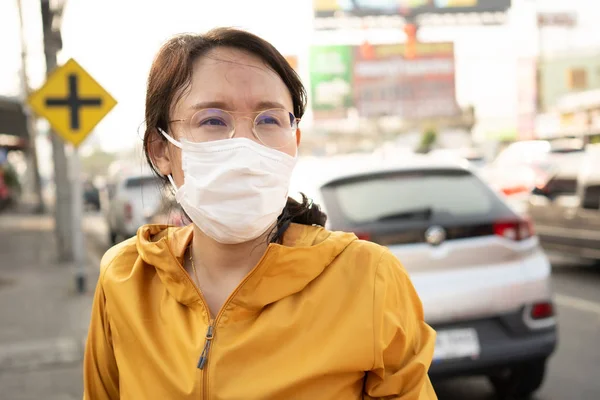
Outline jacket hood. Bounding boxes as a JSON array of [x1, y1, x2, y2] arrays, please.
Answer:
[[136, 223, 358, 309]]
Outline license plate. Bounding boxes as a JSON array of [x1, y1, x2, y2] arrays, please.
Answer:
[[433, 328, 480, 361]]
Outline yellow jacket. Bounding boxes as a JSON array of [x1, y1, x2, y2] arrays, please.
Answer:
[[84, 223, 437, 399]]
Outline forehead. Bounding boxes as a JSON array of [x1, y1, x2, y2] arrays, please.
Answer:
[[174, 47, 293, 114]]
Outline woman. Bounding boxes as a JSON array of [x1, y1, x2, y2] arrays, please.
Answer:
[[84, 28, 437, 399]]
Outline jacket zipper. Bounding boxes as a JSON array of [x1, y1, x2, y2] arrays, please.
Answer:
[[198, 322, 214, 369], [199, 319, 214, 400], [179, 271, 213, 400], [186, 248, 275, 400]]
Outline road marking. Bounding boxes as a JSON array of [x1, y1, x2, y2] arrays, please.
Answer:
[[555, 294, 600, 316]]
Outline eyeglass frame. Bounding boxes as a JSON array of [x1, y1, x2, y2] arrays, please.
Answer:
[[168, 108, 301, 149]]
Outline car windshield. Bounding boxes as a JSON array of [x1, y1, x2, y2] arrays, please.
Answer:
[[125, 176, 161, 189], [122, 176, 163, 212]]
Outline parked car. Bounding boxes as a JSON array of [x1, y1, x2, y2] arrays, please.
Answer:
[[106, 172, 164, 244], [291, 155, 557, 399], [0, 170, 11, 211], [528, 144, 600, 261], [148, 193, 187, 227], [0, 161, 20, 210], [83, 180, 101, 211], [428, 147, 487, 169], [480, 138, 584, 214]]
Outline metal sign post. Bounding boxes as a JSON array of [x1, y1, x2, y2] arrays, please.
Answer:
[[71, 147, 86, 293], [27, 58, 117, 294]]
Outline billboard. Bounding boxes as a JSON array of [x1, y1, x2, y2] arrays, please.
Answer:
[[353, 42, 459, 119], [537, 12, 577, 28], [313, 0, 511, 18], [284, 55, 298, 71], [309, 46, 354, 119], [310, 42, 459, 120]]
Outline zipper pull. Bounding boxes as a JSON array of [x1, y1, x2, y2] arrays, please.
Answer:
[[197, 324, 214, 369]]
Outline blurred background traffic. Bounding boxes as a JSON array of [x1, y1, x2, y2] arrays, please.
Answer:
[[1, 0, 599, 399]]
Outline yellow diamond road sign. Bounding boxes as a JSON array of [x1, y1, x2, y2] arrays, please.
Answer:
[[28, 58, 117, 147]]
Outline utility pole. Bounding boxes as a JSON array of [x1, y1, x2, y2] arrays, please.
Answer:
[[16, 0, 45, 214], [40, 0, 74, 262]]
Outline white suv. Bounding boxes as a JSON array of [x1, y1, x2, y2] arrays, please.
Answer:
[[105, 173, 163, 244], [290, 155, 557, 400]]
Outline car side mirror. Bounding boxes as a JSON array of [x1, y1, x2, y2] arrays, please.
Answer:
[[531, 186, 547, 196]]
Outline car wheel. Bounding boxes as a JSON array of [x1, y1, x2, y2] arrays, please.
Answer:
[[489, 358, 547, 399], [109, 230, 118, 245]]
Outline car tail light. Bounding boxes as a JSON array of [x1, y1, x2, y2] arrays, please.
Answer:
[[354, 232, 371, 241], [124, 203, 133, 222], [494, 218, 535, 241], [530, 302, 554, 320], [501, 185, 530, 196]]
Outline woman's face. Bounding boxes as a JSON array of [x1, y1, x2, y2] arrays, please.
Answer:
[[155, 47, 300, 187]]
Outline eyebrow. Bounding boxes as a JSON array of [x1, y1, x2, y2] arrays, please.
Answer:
[[189, 101, 289, 111]]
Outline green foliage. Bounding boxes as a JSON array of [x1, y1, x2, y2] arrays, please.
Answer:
[[1, 164, 20, 193], [415, 126, 438, 154], [81, 149, 117, 178]]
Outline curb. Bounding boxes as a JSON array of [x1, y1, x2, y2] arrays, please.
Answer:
[[0, 213, 111, 372], [0, 234, 102, 372], [84, 228, 108, 269], [0, 337, 85, 372]]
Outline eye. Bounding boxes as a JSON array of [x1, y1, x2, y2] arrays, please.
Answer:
[[256, 116, 281, 126], [257, 111, 288, 128], [200, 118, 227, 127]]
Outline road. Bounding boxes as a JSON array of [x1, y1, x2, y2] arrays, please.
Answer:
[[84, 213, 600, 400], [435, 257, 600, 400]]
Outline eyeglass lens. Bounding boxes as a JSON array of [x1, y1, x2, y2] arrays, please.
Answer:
[[186, 108, 296, 148]]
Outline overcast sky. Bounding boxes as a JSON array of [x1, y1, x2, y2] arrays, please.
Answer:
[[1, 0, 598, 156]]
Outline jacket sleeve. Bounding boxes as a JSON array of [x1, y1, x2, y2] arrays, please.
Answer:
[[83, 271, 119, 399], [364, 250, 438, 399]]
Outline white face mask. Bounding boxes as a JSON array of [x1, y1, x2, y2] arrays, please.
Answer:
[[158, 129, 298, 244]]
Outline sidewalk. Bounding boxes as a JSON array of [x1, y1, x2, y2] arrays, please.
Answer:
[[0, 205, 101, 400]]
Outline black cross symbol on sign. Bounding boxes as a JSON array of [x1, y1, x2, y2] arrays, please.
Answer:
[[45, 74, 103, 131]]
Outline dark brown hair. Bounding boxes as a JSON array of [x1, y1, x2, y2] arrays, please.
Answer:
[[143, 28, 326, 242]]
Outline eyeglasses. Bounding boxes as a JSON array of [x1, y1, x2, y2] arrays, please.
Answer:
[[169, 108, 300, 149]]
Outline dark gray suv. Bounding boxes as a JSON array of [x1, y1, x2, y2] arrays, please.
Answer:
[[528, 144, 600, 262]]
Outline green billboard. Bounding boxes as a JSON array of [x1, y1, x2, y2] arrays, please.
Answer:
[[309, 45, 353, 119]]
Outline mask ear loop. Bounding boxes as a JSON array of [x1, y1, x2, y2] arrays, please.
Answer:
[[156, 127, 182, 193], [158, 127, 183, 149], [167, 174, 178, 193]]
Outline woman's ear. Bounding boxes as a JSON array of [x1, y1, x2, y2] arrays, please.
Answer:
[[296, 128, 302, 147], [148, 129, 173, 177]]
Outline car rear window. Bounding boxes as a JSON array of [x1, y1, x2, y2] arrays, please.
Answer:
[[321, 169, 512, 226], [125, 176, 161, 189]]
